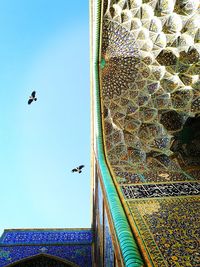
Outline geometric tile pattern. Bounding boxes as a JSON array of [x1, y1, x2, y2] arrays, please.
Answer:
[[121, 182, 200, 199], [100, 0, 200, 178]]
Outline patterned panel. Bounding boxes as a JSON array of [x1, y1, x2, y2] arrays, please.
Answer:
[[121, 182, 200, 199], [104, 210, 114, 267], [116, 169, 197, 184], [101, 20, 140, 99], [0, 230, 92, 267], [99, 2, 200, 265], [0, 230, 92, 245], [100, 0, 200, 179], [0, 244, 92, 267], [127, 197, 200, 267]]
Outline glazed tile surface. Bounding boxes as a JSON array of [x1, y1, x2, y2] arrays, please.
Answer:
[[121, 182, 200, 198], [100, 0, 200, 178], [0, 245, 92, 267], [0, 229, 92, 245], [99, 0, 200, 265], [127, 197, 200, 267], [0, 229, 93, 267], [104, 210, 114, 267]]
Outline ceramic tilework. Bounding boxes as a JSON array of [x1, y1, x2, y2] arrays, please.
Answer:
[[99, 1, 200, 266], [100, 0, 200, 179], [0, 230, 92, 267], [0, 245, 92, 267], [0, 230, 92, 245], [104, 210, 114, 267], [121, 182, 200, 199], [127, 197, 200, 267], [116, 169, 198, 184]]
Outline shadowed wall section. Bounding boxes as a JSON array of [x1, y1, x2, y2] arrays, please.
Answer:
[[5, 254, 75, 267]]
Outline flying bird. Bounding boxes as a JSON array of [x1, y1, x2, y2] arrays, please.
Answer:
[[28, 91, 37, 105], [71, 165, 85, 173]]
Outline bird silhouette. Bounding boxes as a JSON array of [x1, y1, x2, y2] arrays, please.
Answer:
[[71, 165, 85, 173], [28, 91, 37, 105]]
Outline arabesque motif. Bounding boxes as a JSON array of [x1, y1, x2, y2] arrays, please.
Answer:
[[127, 197, 200, 267]]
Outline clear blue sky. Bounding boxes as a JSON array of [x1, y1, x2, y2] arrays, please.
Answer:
[[0, 1, 90, 235]]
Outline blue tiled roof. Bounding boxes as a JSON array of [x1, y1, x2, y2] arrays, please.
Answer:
[[0, 229, 93, 267], [0, 229, 93, 245]]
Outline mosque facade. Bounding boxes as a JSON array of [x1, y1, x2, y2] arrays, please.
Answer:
[[0, 0, 200, 266]]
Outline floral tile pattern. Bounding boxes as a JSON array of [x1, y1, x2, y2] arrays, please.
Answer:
[[0, 229, 92, 267], [127, 197, 200, 267]]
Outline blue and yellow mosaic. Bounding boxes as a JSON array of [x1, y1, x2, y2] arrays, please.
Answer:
[[99, 0, 200, 266], [127, 197, 200, 267]]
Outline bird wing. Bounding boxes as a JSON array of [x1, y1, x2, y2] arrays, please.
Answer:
[[72, 168, 77, 172], [79, 165, 85, 169], [31, 91, 36, 98], [28, 98, 33, 105]]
